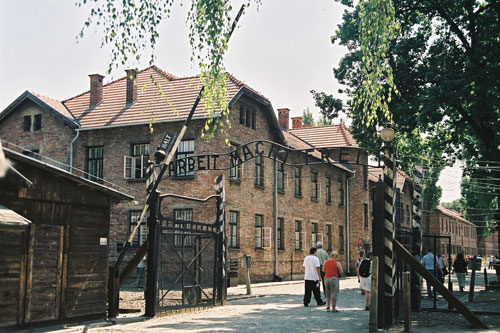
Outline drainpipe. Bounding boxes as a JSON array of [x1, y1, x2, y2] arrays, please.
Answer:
[[69, 128, 80, 173], [346, 170, 356, 274], [274, 159, 279, 279]]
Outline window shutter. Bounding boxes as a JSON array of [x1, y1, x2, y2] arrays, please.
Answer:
[[124, 156, 132, 179]]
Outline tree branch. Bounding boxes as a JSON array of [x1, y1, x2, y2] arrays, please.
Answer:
[[433, 0, 471, 54], [451, 103, 489, 146]]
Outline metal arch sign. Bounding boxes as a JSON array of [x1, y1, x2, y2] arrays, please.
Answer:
[[164, 139, 381, 177]]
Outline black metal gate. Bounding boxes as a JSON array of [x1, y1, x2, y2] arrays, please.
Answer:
[[156, 190, 225, 311]]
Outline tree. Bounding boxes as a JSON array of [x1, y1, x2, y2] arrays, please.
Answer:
[[78, 0, 259, 138], [302, 108, 315, 126], [321, 0, 500, 232], [317, 115, 333, 126]]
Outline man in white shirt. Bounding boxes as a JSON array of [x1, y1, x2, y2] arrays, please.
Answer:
[[421, 248, 442, 298], [303, 247, 325, 307]]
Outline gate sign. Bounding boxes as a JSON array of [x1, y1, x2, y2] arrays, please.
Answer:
[[155, 132, 176, 163], [166, 139, 380, 177]]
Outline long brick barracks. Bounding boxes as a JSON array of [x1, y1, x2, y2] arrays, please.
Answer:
[[0, 65, 419, 284]]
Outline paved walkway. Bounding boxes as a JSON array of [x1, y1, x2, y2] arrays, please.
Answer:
[[23, 272, 500, 333]]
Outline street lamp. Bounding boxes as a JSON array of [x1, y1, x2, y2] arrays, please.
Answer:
[[380, 126, 395, 143]]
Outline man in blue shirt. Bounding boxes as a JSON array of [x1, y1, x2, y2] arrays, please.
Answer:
[[421, 248, 442, 298]]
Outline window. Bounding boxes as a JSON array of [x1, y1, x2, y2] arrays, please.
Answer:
[[370, 187, 374, 213], [240, 105, 256, 129], [229, 211, 239, 248], [364, 203, 369, 229], [295, 220, 303, 250], [174, 209, 193, 247], [406, 205, 410, 224], [277, 161, 284, 192], [363, 165, 368, 188], [326, 225, 332, 251], [294, 167, 302, 197], [339, 225, 344, 253], [129, 210, 148, 246], [255, 215, 264, 249], [312, 222, 318, 247], [326, 175, 332, 204], [338, 175, 344, 206], [240, 106, 246, 125], [311, 171, 318, 201], [175, 140, 195, 177], [255, 155, 264, 186], [277, 218, 284, 250], [87, 147, 103, 182], [23, 114, 42, 132], [229, 144, 242, 180], [124, 143, 150, 179]]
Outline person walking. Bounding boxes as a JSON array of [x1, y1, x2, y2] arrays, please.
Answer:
[[303, 247, 325, 307], [356, 250, 365, 295], [421, 248, 442, 298], [357, 251, 372, 310], [323, 250, 343, 312], [452, 253, 467, 292], [316, 242, 329, 297], [437, 254, 446, 284]]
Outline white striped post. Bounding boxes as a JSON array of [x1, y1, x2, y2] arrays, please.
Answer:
[[215, 174, 227, 304], [411, 165, 425, 310], [383, 143, 396, 325]]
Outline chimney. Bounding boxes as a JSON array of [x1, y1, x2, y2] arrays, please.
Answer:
[[277, 108, 290, 130], [292, 116, 303, 129], [89, 74, 104, 108], [125, 69, 137, 106]]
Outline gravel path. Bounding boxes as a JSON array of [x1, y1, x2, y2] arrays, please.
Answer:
[[29, 271, 500, 333], [91, 277, 369, 332]]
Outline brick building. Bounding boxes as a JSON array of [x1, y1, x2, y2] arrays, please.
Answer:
[[369, 168, 414, 230], [477, 231, 499, 257], [0, 66, 370, 282], [427, 206, 477, 257], [288, 120, 372, 272]]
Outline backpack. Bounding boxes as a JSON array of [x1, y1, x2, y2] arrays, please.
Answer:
[[359, 258, 371, 278]]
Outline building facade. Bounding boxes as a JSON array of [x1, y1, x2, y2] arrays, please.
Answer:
[[0, 66, 372, 283], [427, 206, 478, 257]]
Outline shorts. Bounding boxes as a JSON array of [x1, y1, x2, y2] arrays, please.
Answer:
[[359, 276, 371, 292], [324, 277, 339, 301]]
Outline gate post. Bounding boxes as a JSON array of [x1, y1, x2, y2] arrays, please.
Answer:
[[382, 140, 397, 325], [373, 180, 386, 328], [145, 190, 160, 317], [411, 165, 424, 311], [215, 175, 227, 304]]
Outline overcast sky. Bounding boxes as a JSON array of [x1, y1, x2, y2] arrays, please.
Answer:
[[0, 0, 460, 202]]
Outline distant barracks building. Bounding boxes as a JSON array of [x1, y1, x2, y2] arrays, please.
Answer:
[[0, 66, 374, 283]]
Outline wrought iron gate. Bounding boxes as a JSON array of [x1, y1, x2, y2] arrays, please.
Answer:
[[156, 189, 225, 311]]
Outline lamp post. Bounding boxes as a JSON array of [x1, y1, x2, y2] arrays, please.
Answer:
[[381, 125, 396, 326]]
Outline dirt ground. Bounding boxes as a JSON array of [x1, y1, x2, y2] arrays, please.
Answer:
[[29, 269, 500, 332]]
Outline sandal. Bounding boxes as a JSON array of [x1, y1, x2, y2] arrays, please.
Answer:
[[332, 309, 339, 312]]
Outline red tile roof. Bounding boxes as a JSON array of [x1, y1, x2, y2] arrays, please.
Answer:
[[436, 206, 475, 226], [63, 66, 269, 129], [282, 130, 353, 173], [369, 168, 412, 191], [30, 91, 77, 123], [289, 124, 359, 148]]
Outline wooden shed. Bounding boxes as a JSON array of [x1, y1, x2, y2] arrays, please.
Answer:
[[0, 147, 133, 328]]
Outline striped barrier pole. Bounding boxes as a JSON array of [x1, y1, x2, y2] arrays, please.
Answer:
[[411, 165, 424, 311], [383, 143, 396, 325], [215, 174, 227, 304]]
